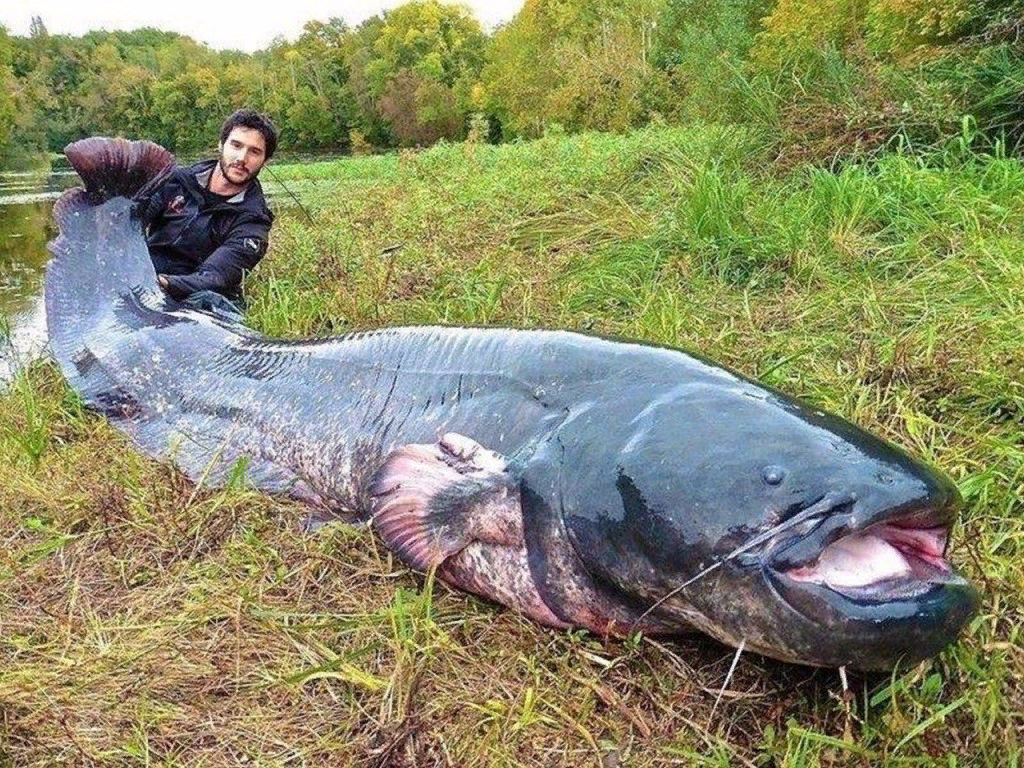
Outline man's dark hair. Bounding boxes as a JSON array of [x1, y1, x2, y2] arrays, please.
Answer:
[[219, 108, 279, 159]]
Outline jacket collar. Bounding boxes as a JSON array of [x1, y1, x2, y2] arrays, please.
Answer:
[[194, 165, 247, 204]]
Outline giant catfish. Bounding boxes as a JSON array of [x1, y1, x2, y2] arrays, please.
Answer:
[[44, 137, 979, 670]]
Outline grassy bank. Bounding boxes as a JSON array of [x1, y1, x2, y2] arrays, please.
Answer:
[[1, 125, 1022, 765]]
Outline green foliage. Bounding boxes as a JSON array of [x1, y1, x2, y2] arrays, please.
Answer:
[[752, 0, 869, 69], [648, 0, 768, 122], [360, 1, 487, 146], [746, 0, 1024, 159], [0, 24, 54, 165], [0, 26, 17, 160], [252, 20, 357, 152], [2, 1, 486, 156], [365, 1, 485, 92], [929, 43, 1024, 153], [481, 0, 663, 138], [865, 0, 991, 54], [753, 0, 992, 65], [0, 0, 1022, 163]]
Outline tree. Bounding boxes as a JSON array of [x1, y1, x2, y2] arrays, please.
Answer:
[[0, 27, 17, 159], [378, 68, 461, 145], [355, 1, 487, 145], [280, 20, 355, 149], [481, 0, 663, 138], [75, 41, 154, 138]]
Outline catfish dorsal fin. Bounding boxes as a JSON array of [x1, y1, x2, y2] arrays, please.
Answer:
[[64, 137, 175, 203]]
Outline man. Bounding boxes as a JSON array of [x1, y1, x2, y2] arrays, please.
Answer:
[[135, 108, 278, 318]]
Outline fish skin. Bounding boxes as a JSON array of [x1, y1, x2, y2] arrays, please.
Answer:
[[44, 138, 980, 670]]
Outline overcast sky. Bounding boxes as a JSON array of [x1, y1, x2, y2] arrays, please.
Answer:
[[1, 0, 525, 52]]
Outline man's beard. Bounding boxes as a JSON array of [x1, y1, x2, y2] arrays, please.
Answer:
[[219, 155, 254, 185]]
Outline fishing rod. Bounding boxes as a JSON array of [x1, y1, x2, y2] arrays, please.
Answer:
[[265, 161, 404, 260], [264, 164, 316, 226]]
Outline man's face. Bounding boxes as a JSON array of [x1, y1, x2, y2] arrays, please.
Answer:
[[218, 126, 267, 186]]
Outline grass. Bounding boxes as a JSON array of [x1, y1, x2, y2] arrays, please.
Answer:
[[1, 123, 1022, 765]]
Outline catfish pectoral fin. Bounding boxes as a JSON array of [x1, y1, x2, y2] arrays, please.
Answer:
[[369, 432, 522, 571], [370, 432, 570, 628], [435, 432, 509, 474]]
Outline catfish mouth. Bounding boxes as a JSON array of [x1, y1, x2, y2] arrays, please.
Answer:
[[779, 520, 959, 601], [752, 497, 981, 669], [763, 488, 971, 604]]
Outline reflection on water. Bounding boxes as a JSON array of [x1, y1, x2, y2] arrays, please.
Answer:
[[0, 169, 76, 384], [0, 295, 47, 386], [0, 169, 77, 205], [0, 199, 55, 314]]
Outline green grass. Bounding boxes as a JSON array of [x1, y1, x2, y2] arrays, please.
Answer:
[[1, 124, 1022, 765]]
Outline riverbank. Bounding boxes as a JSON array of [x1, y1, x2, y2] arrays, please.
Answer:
[[1, 124, 1021, 765]]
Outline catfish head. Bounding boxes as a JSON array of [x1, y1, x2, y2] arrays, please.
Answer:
[[554, 378, 980, 670]]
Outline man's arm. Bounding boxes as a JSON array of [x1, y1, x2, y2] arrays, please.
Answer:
[[159, 216, 270, 300]]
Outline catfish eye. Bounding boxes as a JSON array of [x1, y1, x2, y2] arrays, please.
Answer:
[[762, 466, 785, 486]]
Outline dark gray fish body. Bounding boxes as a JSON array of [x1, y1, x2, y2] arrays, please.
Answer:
[[45, 139, 979, 670]]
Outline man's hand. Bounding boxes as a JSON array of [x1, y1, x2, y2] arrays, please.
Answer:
[[157, 274, 185, 299], [156, 273, 196, 301]]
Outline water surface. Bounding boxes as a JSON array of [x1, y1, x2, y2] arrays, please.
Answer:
[[0, 169, 78, 383]]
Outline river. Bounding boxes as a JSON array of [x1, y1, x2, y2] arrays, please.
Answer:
[[0, 168, 80, 384]]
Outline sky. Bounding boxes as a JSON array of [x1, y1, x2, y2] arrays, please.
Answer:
[[1, 0, 525, 52]]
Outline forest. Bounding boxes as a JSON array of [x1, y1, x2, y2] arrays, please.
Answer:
[[1, 0, 1022, 166]]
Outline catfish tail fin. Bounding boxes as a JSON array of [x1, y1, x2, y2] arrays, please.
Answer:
[[63, 137, 174, 204], [46, 139, 176, 407]]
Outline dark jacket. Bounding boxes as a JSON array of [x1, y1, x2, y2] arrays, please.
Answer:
[[136, 158, 273, 301]]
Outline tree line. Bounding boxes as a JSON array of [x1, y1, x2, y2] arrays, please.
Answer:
[[0, 0, 1021, 167]]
